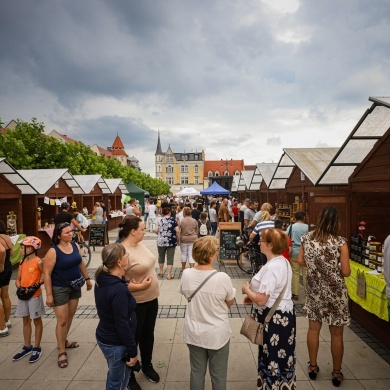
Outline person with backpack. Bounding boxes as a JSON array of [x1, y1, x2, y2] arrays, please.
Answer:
[[197, 212, 212, 237], [13, 237, 45, 363]]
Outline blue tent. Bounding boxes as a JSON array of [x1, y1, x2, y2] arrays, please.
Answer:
[[200, 181, 230, 195]]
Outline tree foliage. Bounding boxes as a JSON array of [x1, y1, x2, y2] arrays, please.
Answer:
[[0, 119, 170, 196]]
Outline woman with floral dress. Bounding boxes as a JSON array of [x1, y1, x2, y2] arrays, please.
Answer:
[[155, 207, 179, 279], [298, 206, 350, 387], [242, 228, 296, 390]]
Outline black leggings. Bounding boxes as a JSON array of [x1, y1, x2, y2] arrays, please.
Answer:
[[135, 298, 158, 366]]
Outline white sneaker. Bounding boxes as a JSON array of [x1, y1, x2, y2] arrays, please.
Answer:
[[0, 327, 9, 337], [5, 320, 12, 328]]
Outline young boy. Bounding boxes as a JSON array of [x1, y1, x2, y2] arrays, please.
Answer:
[[13, 236, 45, 363]]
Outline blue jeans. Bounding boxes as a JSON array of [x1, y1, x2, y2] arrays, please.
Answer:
[[97, 339, 131, 390], [211, 222, 218, 235]]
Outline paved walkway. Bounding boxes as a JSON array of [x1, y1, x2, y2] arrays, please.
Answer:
[[1, 229, 390, 389]]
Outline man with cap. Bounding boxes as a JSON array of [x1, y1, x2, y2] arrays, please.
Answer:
[[54, 202, 86, 232]]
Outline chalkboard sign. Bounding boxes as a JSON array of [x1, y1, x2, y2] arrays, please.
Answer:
[[219, 222, 241, 262], [89, 224, 107, 247]]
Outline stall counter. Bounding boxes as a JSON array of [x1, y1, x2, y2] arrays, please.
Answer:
[[345, 261, 389, 321]]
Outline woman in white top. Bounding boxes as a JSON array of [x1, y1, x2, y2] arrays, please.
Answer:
[[91, 202, 103, 224], [242, 228, 296, 390], [179, 236, 236, 390]]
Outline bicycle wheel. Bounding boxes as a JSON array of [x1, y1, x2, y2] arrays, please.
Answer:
[[237, 250, 252, 274], [80, 243, 92, 268]]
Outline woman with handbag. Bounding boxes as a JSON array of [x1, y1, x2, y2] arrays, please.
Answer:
[[242, 228, 296, 390], [43, 222, 93, 368], [298, 206, 350, 387], [179, 236, 236, 390]]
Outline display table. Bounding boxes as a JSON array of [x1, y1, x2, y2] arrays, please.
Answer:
[[345, 261, 389, 321], [10, 234, 26, 266]]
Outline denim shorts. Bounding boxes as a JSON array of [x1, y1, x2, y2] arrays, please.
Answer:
[[96, 339, 131, 390], [52, 285, 81, 306]]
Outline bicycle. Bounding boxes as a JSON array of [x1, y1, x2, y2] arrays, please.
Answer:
[[236, 230, 266, 275], [72, 230, 92, 268], [237, 244, 266, 275]]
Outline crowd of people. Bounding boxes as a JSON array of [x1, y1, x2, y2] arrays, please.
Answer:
[[1, 196, 388, 389]]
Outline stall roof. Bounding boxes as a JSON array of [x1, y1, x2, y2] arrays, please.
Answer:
[[269, 154, 295, 189], [256, 163, 278, 188], [104, 178, 128, 195], [0, 157, 38, 194], [317, 96, 390, 185], [231, 174, 239, 192], [17, 169, 84, 195], [237, 172, 246, 191], [284, 148, 339, 185], [241, 169, 262, 190], [73, 175, 110, 194]]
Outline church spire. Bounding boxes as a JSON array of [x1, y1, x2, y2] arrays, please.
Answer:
[[155, 130, 163, 155]]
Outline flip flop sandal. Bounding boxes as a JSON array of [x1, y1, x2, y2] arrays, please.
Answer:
[[65, 340, 79, 348], [58, 352, 68, 368]]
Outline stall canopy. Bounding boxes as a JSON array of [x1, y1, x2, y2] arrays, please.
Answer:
[[318, 96, 390, 186], [105, 178, 127, 194], [125, 181, 149, 196], [256, 163, 278, 188], [176, 187, 200, 196], [17, 169, 84, 194], [201, 181, 230, 195], [73, 175, 110, 194], [0, 157, 38, 194]]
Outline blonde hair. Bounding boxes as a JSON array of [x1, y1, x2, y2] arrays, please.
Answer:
[[192, 236, 218, 265], [183, 207, 191, 217], [259, 210, 270, 221], [95, 243, 126, 285], [261, 202, 272, 212]]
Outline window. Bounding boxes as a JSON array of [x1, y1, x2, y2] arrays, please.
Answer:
[[194, 165, 198, 173], [181, 177, 188, 185], [195, 155, 198, 160], [185, 165, 188, 173], [166, 165, 173, 173], [194, 176, 198, 184], [215, 170, 220, 176], [181, 165, 185, 173], [208, 171, 213, 177], [224, 170, 229, 176], [235, 170, 240, 175], [166, 177, 173, 185]]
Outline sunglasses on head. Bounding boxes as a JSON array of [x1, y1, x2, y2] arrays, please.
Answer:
[[57, 222, 70, 233]]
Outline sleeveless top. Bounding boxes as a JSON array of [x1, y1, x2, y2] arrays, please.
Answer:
[[52, 242, 82, 287], [0, 235, 11, 264], [19, 256, 42, 297]]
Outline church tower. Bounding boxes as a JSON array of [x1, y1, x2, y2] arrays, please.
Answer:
[[155, 131, 163, 179]]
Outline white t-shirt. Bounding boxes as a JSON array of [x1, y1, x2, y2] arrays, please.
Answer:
[[176, 211, 184, 224], [209, 208, 217, 223], [148, 204, 157, 218], [179, 269, 236, 349], [250, 256, 293, 312]]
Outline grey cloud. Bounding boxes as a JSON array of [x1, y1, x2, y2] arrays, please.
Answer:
[[266, 137, 282, 147]]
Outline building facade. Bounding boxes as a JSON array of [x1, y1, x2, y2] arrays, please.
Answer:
[[155, 131, 205, 194]]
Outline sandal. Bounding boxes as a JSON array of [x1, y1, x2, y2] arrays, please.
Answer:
[[332, 370, 343, 387], [65, 340, 79, 349], [308, 362, 320, 380], [58, 352, 68, 368]]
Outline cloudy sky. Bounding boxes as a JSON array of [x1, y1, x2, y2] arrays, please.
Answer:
[[1, 0, 390, 175]]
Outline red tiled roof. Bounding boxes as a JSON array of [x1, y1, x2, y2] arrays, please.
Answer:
[[97, 146, 112, 158], [112, 134, 125, 149], [204, 160, 244, 176], [111, 149, 128, 156], [60, 134, 78, 143]]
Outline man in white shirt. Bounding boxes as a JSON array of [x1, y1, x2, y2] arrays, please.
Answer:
[[147, 200, 157, 232]]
